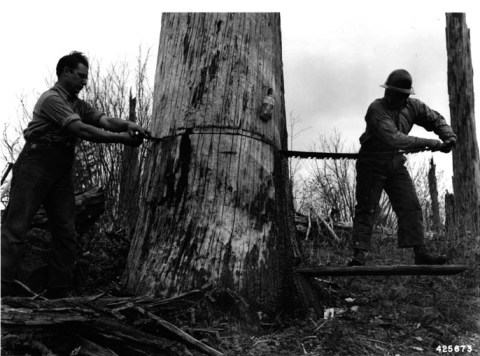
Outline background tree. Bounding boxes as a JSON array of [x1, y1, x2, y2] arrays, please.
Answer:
[[1, 95, 37, 208], [125, 13, 302, 314], [287, 112, 309, 195], [445, 13, 480, 240], [301, 130, 357, 222]]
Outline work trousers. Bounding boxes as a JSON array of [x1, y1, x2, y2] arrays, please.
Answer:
[[1, 141, 77, 289], [352, 154, 424, 251]]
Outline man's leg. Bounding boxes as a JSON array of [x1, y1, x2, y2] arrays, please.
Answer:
[[351, 159, 386, 264], [385, 159, 447, 264], [44, 173, 77, 298], [384, 161, 424, 248], [1, 147, 52, 295]]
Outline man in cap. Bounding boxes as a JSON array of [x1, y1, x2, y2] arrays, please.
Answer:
[[1, 51, 150, 298], [349, 69, 456, 266]]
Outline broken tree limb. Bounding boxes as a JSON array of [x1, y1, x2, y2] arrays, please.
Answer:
[[15, 279, 49, 301], [74, 336, 120, 356], [296, 264, 468, 277], [134, 305, 224, 356], [85, 317, 183, 355], [102, 288, 205, 310], [311, 209, 340, 242]]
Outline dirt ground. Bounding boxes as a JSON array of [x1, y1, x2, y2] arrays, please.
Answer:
[[130, 232, 479, 356], [214, 274, 479, 356], [177, 233, 480, 356], [2, 228, 479, 356]]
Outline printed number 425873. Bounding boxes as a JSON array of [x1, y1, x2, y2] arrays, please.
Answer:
[[436, 345, 472, 353]]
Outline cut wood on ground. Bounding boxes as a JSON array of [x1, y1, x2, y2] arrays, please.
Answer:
[[1, 288, 224, 356]]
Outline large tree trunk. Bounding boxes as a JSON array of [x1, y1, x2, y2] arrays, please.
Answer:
[[445, 13, 480, 238], [125, 13, 302, 313]]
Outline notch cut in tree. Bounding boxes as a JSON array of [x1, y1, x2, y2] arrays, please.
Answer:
[[125, 13, 314, 315], [445, 13, 480, 238]]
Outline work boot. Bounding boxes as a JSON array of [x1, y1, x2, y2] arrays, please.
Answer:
[[413, 246, 448, 265], [347, 248, 366, 266]]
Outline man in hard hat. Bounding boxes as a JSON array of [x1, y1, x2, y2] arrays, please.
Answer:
[[349, 69, 456, 266], [1, 51, 150, 297]]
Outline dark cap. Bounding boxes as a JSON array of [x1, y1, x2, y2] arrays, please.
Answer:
[[380, 69, 415, 95]]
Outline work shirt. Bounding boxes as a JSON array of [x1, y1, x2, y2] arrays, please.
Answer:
[[359, 97, 456, 152], [24, 83, 104, 145]]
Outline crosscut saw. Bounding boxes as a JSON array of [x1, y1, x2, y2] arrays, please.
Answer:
[[136, 131, 438, 160], [280, 147, 436, 160]]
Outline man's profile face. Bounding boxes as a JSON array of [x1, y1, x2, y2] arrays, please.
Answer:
[[64, 63, 88, 96], [386, 91, 409, 110]]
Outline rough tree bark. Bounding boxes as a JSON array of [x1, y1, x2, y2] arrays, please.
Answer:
[[428, 158, 441, 233], [125, 13, 303, 314], [445, 13, 480, 238]]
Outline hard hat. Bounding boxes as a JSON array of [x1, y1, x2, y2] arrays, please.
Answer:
[[380, 69, 415, 95]]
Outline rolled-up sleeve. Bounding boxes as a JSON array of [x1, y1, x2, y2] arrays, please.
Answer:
[[39, 94, 81, 128], [77, 100, 105, 127]]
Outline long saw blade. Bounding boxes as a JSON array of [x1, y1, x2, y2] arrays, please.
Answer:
[[280, 147, 435, 160]]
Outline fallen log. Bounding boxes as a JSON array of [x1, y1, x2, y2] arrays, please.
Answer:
[[296, 264, 469, 277], [1, 292, 224, 356], [333, 221, 352, 231], [1, 305, 97, 325], [31, 187, 105, 231]]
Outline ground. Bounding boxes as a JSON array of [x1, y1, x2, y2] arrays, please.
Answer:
[[223, 273, 479, 356], [3, 226, 480, 355], [221, 231, 479, 356]]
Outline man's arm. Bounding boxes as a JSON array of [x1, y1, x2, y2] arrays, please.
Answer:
[[66, 120, 143, 146], [98, 116, 151, 138], [412, 99, 457, 141], [38, 94, 146, 146], [366, 104, 442, 150]]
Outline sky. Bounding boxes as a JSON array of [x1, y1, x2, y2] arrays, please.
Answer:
[[1, 0, 479, 190]]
